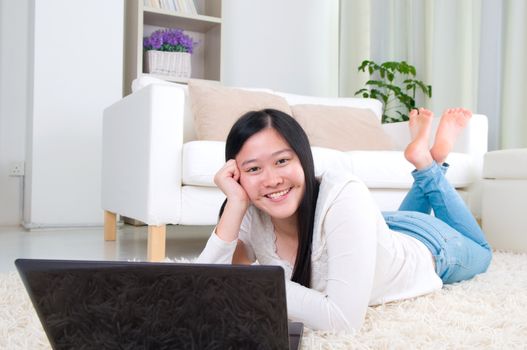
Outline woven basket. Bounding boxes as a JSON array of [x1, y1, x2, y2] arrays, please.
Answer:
[[144, 50, 191, 79]]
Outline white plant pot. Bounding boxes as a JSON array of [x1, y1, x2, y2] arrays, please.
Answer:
[[144, 50, 191, 79]]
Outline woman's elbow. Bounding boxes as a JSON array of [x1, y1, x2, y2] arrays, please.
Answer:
[[329, 318, 362, 333], [322, 305, 364, 333]]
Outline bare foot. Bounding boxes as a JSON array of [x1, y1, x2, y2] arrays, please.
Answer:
[[404, 108, 434, 170], [430, 108, 472, 164]]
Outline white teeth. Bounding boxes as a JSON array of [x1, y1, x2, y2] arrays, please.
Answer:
[[267, 188, 290, 199]]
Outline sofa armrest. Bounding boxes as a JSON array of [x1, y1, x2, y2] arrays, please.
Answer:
[[451, 114, 488, 174], [453, 113, 488, 218], [101, 84, 185, 225]]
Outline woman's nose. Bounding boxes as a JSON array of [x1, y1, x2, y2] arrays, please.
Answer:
[[262, 169, 283, 187]]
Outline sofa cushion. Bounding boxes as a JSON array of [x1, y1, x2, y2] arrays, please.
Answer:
[[188, 79, 292, 141], [183, 142, 475, 189], [483, 148, 527, 179], [291, 104, 395, 151], [276, 91, 383, 119]]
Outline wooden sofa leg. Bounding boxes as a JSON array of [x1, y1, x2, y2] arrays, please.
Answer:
[[147, 225, 166, 262], [104, 211, 117, 241]]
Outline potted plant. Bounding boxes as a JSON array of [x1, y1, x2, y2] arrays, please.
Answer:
[[143, 28, 197, 79], [355, 60, 432, 123]]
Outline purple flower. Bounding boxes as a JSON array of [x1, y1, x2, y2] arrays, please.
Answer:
[[143, 28, 197, 53]]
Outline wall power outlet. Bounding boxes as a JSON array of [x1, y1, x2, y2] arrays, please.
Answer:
[[9, 161, 25, 177]]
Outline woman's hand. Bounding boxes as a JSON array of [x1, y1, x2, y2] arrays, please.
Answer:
[[214, 160, 250, 243], [214, 159, 250, 209]]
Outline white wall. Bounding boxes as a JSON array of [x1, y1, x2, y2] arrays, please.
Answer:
[[22, 0, 123, 228], [222, 0, 340, 97], [0, 0, 30, 225], [3, 0, 340, 228]]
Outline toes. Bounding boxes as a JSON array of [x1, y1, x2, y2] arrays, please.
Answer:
[[420, 108, 433, 118], [461, 108, 472, 118], [444, 108, 466, 117]]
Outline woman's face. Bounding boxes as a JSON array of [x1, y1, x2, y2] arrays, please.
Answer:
[[235, 127, 305, 221]]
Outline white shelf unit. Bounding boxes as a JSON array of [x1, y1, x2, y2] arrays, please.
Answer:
[[124, 0, 222, 94]]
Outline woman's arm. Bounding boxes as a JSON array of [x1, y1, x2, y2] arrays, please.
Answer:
[[197, 159, 252, 264], [214, 159, 250, 242], [196, 234, 255, 265], [233, 240, 255, 265], [287, 181, 378, 332]]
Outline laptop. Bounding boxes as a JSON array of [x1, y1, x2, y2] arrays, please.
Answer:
[[15, 259, 303, 350]]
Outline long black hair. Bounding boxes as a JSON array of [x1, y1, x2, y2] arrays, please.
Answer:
[[219, 109, 319, 287]]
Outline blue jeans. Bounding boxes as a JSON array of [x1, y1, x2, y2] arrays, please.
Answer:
[[382, 162, 492, 284]]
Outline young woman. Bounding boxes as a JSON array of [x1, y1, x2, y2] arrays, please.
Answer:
[[197, 107, 492, 332]]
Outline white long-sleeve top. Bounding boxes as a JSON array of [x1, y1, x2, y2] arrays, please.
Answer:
[[197, 171, 442, 332]]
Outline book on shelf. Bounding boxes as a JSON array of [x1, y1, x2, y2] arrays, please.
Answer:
[[186, 0, 198, 15], [144, 0, 197, 15], [177, 0, 198, 15], [143, 0, 161, 8]]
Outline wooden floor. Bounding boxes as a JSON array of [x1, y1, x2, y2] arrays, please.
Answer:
[[0, 224, 213, 273]]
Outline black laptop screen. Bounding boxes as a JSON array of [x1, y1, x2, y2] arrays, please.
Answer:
[[16, 259, 290, 350]]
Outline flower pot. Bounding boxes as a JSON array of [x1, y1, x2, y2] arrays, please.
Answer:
[[144, 50, 191, 79]]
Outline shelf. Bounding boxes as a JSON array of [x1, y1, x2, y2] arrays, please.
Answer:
[[143, 7, 221, 32], [141, 73, 190, 84], [124, 0, 222, 95], [141, 73, 220, 85]]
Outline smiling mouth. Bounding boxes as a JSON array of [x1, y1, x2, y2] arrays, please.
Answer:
[[266, 188, 291, 200]]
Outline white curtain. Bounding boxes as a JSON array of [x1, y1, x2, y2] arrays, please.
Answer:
[[500, 0, 527, 149], [339, 0, 527, 150]]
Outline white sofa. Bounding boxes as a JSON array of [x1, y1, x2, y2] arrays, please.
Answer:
[[101, 78, 488, 261], [482, 148, 527, 252]]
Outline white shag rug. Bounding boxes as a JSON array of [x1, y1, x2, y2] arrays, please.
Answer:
[[2, 251, 527, 349]]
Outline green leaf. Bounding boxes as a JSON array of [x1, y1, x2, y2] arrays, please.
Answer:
[[369, 88, 388, 103], [358, 60, 369, 72], [369, 89, 379, 97], [400, 95, 416, 110], [382, 62, 396, 71], [395, 111, 409, 122], [365, 80, 386, 87], [414, 81, 432, 97], [383, 84, 402, 94], [354, 88, 368, 96]]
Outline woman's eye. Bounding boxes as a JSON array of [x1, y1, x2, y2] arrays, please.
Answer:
[[247, 167, 260, 173], [277, 158, 289, 165]]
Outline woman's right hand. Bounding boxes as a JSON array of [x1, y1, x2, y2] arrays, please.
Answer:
[[214, 159, 250, 209]]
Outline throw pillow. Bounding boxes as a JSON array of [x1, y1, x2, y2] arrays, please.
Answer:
[[291, 104, 395, 151], [188, 80, 292, 141]]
